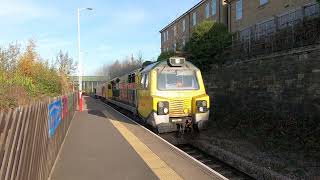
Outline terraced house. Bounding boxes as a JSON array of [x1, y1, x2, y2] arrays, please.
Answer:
[[160, 0, 319, 52], [228, 0, 319, 41], [160, 0, 228, 53]]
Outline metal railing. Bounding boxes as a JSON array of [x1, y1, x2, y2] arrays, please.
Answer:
[[227, 3, 320, 61], [0, 93, 78, 180]]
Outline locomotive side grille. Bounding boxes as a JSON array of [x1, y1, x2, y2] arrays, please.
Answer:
[[169, 99, 191, 116]]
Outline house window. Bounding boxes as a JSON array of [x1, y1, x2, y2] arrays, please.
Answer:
[[182, 38, 186, 46], [166, 30, 169, 41], [163, 32, 166, 42], [212, 0, 216, 16], [182, 19, 186, 32], [236, 0, 243, 20], [260, 0, 268, 6], [192, 12, 197, 26], [173, 41, 177, 51], [174, 25, 177, 36], [205, 3, 210, 18]]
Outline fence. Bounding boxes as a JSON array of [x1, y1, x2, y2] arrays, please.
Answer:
[[227, 3, 320, 61], [0, 92, 78, 180]]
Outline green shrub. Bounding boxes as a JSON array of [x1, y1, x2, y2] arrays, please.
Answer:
[[0, 41, 74, 109], [184, 21, 232, 70], [157, 51, 175, 62]]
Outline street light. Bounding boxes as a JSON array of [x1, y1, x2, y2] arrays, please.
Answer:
[[77, 7, 93, 92]]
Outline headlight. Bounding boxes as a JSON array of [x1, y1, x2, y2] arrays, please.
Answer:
[[158, 101, 164, 108], [196, 100, 208, 113], [163, 107, 169, 114], [158, 101, 169, 115]]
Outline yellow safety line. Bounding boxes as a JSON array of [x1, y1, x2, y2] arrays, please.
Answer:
[[109, 119, 183, 180]]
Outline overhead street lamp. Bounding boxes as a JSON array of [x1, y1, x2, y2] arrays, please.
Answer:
[[77, 7, 93, 92]]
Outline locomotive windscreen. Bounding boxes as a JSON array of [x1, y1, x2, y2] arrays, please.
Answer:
[[157, 69, 199, 90]]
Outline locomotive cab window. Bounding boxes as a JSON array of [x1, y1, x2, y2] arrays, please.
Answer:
[[128, 75, 131, 83], [140, 74, 145, 87], [144, 74, 149, 88], [132, 74, 135, 83], [140, 73, 149, 89], [157, 69, 199, 90]]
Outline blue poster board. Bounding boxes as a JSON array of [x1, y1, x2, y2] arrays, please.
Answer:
[[48, 99, 62, 138]]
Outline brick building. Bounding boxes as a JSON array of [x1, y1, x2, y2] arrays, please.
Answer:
[[160, 0, 319, 53], [160, 0, 228, 53], [228, 0, 318, 41]]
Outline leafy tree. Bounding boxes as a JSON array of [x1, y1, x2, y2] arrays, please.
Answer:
[[317, 0, 320, 4], [18, 40, 38, 77], [157, 51, 175, 61], [0, 40, 76, 108], [184, 21, 231, 70]]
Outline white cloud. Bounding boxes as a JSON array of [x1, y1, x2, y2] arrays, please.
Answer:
[[111, 9, 147, 25], [0, 0, 60, 22], [32, 34, 75, 63], [37, 37, 73, 50]]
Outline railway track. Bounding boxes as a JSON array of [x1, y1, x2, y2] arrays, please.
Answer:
[[177, 144, 254, 180], [100, 99, 255, 180]]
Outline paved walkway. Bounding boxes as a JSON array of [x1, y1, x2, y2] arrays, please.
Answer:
[[49, 97, 220, 180]]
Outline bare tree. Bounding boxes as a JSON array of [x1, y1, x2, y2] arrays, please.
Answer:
[[0, 43, 21, 72], [96, 55, 143, 80], [56, 50, 77, 76], [136, 50, 144, 65]]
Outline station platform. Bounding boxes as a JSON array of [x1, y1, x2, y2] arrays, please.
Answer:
[[49, 97, 225, 180]]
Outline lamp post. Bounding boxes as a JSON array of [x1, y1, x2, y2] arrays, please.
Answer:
[[78, 7, 93, 92], [77, 7, 93, 111]]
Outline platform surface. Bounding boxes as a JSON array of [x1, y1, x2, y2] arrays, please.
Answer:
[[49, 97, 222, 180]]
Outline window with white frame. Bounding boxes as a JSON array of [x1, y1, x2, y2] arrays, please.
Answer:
[[163, 32, 166, 42], [174, 25, 177, 36], [205, 3, 210, 18], [236, 0, 243, 20], [212, 0, 216, 16], [182, 38, 186, 46], [182, 19, 186, 32], [259, 0, 268, 6], [192, 12, 197, 26]]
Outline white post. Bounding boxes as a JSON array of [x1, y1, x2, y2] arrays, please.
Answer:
[[77, 8, 82, 92]]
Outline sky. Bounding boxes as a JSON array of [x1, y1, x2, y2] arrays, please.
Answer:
[[0, 0, 199, 75]]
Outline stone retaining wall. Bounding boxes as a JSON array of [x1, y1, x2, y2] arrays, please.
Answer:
[[204, 45, 320, 126]]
